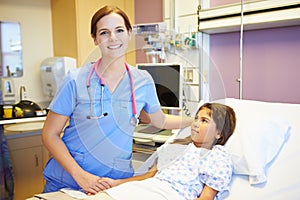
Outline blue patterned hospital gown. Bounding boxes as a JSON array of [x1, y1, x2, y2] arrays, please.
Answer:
[[154, 143, 233, 200]]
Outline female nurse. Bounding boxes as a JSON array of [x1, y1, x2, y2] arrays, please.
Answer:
[[42, 5, 193, 195]]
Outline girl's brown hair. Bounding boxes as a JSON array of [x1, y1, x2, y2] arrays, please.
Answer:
[[91, 5, 132, 37], [173, 103, 236, 146]]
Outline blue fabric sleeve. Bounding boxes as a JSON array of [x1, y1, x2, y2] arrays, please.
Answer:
[[142, 82, 161, 114], [49, 75, 77, 117]]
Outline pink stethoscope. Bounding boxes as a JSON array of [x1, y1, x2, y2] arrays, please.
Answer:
[[86, 58, 140, 126]]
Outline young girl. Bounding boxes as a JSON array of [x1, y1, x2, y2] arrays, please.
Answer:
[[90, 103, 236, 200]]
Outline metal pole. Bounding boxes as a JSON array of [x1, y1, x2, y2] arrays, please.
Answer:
[[238, 0, 244, 99]]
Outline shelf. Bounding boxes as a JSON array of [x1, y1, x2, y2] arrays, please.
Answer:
[[0, 116, 46, 125], [198, 0, 300, 34], [132, 143, 158, 154]]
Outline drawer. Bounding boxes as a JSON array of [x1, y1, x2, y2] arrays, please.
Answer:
[[6, 134, 43, 151]]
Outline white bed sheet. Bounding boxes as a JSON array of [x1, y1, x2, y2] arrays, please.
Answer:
[[137, 98, 300, 199]]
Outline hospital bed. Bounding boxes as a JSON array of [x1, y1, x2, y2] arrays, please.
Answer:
[[30, 98, 300, 199], [137, 98, 300, 200]]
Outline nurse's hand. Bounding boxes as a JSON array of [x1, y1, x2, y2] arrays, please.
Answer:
[[73, 170, 110, 195]]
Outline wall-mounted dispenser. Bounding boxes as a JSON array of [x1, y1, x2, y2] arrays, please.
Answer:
[[40, 57, 76, 97]]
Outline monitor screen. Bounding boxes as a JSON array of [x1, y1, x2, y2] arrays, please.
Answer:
[[137, 63, 183, 110]]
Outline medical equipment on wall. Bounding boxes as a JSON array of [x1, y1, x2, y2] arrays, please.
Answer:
[[85, 58, 140, 126], [133, 22, 198, 64], [40, 57, 76, 97], [133, 22, 167, 63]]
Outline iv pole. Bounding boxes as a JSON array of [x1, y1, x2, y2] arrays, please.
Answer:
[[237, 0, 244, 99]]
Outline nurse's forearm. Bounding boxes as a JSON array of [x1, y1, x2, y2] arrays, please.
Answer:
[[149, 110, 193, 129], [42, 112, 106, 194], [43, 132, 83, 178], [43, 133, 104, 193], [42, 111, 83, 178], [163, 114, 193, 129]]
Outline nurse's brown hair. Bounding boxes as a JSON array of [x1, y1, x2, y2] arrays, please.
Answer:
[[91, 5, 132, 37]]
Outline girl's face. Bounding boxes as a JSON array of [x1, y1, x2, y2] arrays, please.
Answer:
[[92, 13, 131, 59], [191, 108, 220, 149]]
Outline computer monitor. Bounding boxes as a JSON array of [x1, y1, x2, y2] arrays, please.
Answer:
[[137, 63, 183, 110]]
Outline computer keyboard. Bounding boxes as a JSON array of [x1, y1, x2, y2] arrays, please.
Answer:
[[134, 125, 174, 144], [135, 124, 163, 134], [152, 134, 172, 143]]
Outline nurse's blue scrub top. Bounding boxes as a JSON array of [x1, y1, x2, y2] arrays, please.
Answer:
[[43, 62, 161, 191]]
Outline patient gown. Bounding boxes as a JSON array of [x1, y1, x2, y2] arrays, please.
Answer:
[[106, 144, 233, 200]]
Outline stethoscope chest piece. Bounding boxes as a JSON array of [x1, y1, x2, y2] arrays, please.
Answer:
[[130, 115, 140, 126]]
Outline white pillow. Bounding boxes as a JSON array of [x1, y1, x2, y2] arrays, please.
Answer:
[[221, 98, 291, 185]]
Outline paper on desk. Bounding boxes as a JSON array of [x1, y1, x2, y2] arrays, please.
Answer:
[[32, 189, 88, 200], [33, 191, 76, 200], [60, 188, 89, 199]]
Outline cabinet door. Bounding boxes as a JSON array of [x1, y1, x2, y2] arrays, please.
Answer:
[[42, 145, 51, 169], [10, 146, 44, 200]]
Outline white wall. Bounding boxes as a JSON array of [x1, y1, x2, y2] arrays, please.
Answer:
[[0, 0, 53, 104], [164, 0, 199, 34]]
